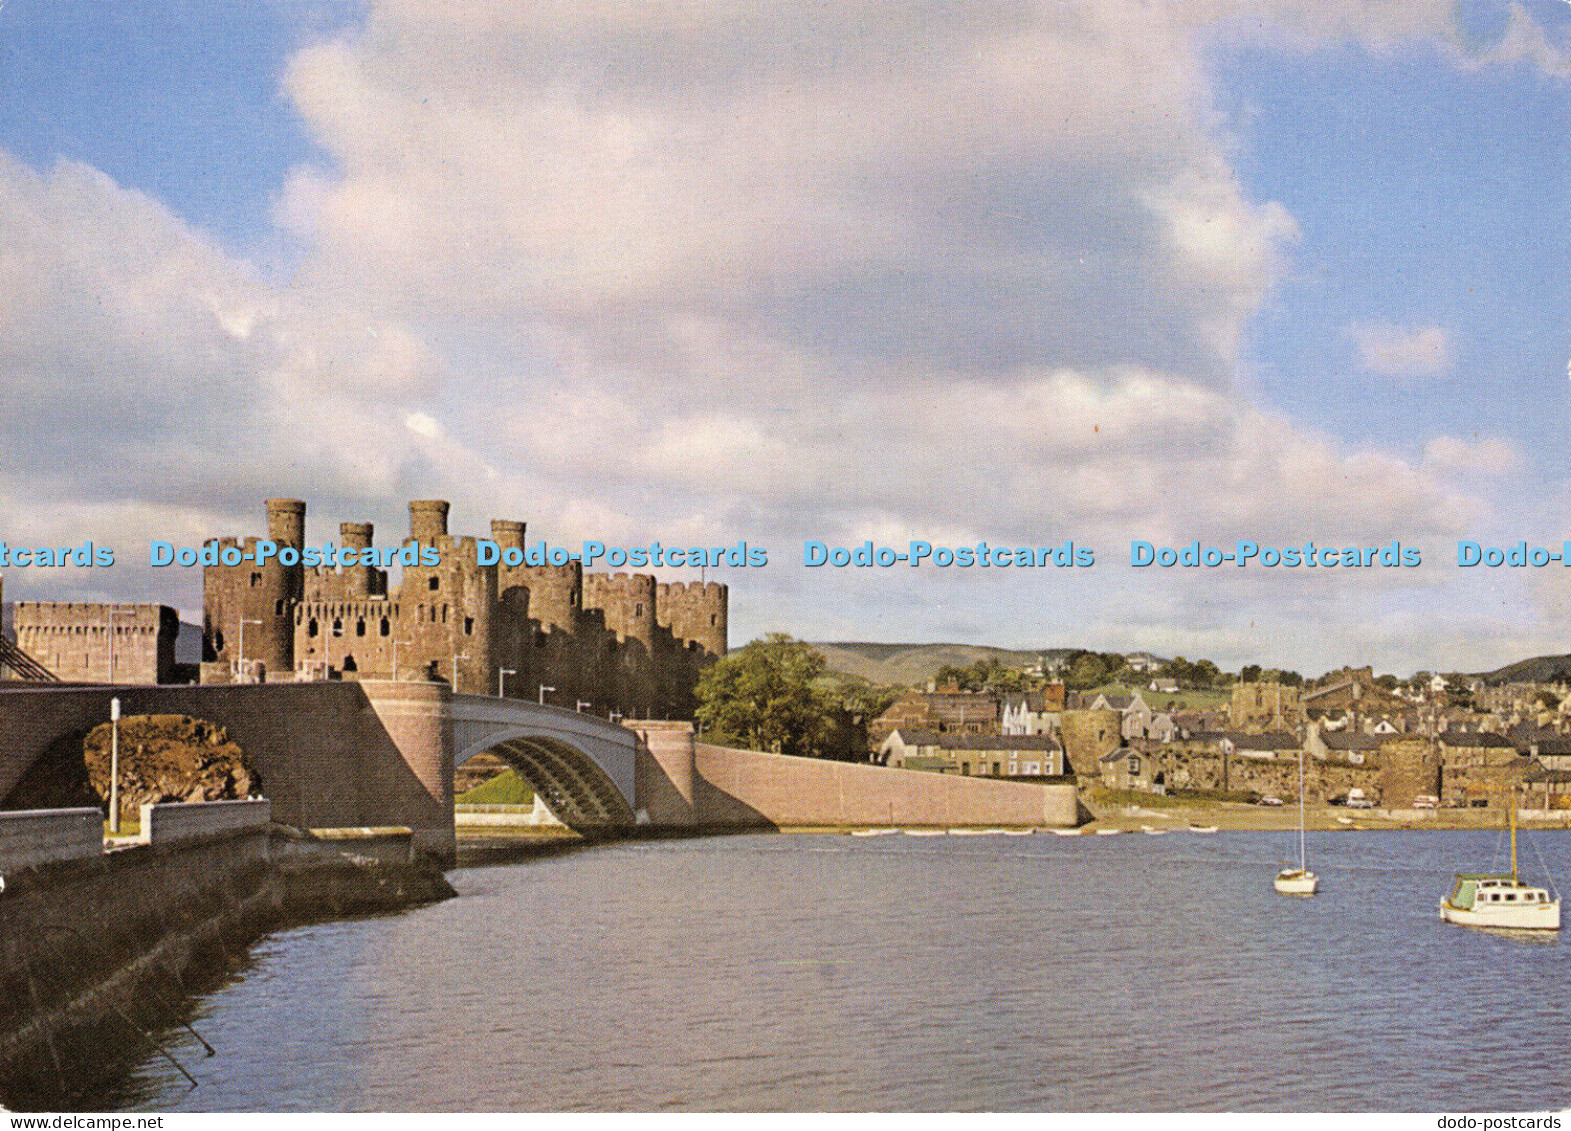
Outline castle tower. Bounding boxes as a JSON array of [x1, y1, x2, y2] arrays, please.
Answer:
[[259, 498, 306, 675], [409, 499, 450, 544], [584, 573, 657, 652], [490, 519, 530, 697], [515, 561, 581, 633], [657, 581, 729, 659], [394, 499, 496, 694], [490, 519, 525, 556], [583, 572, 658, 716], [339, 521, 377, 598]]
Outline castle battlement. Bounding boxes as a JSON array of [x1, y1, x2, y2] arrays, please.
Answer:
[[202, 499, 727, 716]]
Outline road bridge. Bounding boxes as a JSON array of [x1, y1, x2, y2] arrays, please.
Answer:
[[0, 681, 1078, 865]]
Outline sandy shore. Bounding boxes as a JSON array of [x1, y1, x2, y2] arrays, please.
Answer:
[[1080, 797, 1571, 834]]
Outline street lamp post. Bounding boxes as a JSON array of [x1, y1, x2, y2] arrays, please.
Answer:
[[499, 668, 516, 698], [538, 684, 556, 705], [108, 696, 122, 835]]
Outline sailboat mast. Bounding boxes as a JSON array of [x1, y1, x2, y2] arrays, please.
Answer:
[[1298, 744, 1307, 870], [1511, 805, 1518, 881]]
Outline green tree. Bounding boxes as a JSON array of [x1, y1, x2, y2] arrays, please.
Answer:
[[933, 663, 972, 690], [1239, 664, 1263, 683], [1065, 651, 1109, 691], [695, 633, 835, 756]]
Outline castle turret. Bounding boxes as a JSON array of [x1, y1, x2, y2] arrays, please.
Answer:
[[410, 499, 450, 544], [491, 520, 530, 696], [259, 498, 306, 675], [340, 521, 377, 598], [657, 581, 728, 659], [518, 561, 582, 633], [490, 519, 525, 556]]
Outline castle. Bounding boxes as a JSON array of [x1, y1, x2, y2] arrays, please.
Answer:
[[201, 498, 727, 718]]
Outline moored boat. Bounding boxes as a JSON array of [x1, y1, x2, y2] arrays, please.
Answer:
[[1274, 741, 1318, 896], [1440, 809, 1560, 931], [1274, 867, 1318, 896]]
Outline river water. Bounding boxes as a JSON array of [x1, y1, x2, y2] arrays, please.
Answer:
[[100, 828, 1571, 1112]]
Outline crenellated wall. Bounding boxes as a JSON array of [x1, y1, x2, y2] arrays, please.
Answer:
[[203, 499, 727, 718]]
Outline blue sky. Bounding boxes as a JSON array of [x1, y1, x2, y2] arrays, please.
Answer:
[[1220, 34, 1571, 474], [0, 2, 357, 264], [0, 1, 1567, 676]]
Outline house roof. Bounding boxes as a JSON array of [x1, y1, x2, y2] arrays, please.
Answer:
[[1438, 731, 1515, 748], [1320, 732, 1383, 751], [882, 728, 942, 747], [1224, 730, 1301, 750], [882, 728, 1061, 754], [938, 733, 1062, 753]]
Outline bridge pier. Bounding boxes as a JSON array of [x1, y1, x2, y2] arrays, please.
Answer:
[[359, 680, 455, 864], [631, 721, 698, 828]]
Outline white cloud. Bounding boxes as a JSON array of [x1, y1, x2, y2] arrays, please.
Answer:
[[5, 0, 1568, 670], [403, 412, 445, 441], [1423, 436, 1523, 477], [1350, 322, 1456, 378]]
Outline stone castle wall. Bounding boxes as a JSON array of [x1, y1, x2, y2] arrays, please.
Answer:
[[201, 499, 727, 719], [14, 602, 179, 684]]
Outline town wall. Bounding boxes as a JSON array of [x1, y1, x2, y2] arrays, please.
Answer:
[[691, 740, 1080, 828], [13, 602, 178, 684]]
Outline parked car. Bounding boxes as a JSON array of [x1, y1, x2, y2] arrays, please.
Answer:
[[1345, 787, 1374, 809], [1411, 795, 1439, 810], [1259, 795, 1284, 807]]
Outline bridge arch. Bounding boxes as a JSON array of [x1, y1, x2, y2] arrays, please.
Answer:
[[446, 694, 639, 833], [454, 728, 634, 829]]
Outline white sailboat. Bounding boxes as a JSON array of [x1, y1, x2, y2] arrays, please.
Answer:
[[1440, 808, 1560, 931], [1274, 742, 1318, 896]]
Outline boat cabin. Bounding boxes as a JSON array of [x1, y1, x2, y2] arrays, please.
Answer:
[[1446, 875, 1554, 911]]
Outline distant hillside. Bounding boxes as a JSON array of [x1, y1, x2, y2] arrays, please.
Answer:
[[811, 642, 1069, 687], [1478, 654, 1571, 686]]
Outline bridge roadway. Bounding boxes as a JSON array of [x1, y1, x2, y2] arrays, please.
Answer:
[[0, 680, 1079, 864]]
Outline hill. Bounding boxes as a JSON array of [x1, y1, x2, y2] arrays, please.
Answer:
[[1477, 654, 1571, 686], [810, 642, 1069, 687]]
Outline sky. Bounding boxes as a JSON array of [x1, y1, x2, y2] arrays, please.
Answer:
[[0, 0, 1567, 677]]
